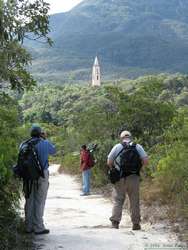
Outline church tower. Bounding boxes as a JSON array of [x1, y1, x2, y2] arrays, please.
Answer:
[[92, 56, 101, 87]]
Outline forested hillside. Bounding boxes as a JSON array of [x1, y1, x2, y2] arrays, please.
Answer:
[[20, 74, 188, 241], [29, 0, 188, 83]]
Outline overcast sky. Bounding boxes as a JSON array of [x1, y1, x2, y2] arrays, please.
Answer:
[[46, 0, 83, 14]]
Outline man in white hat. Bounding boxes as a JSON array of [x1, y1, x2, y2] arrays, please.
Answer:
[[107, 130, 148, 230]]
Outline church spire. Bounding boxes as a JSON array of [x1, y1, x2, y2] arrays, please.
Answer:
[[92, 56, 101, 87], [94, 56, 99, 66]]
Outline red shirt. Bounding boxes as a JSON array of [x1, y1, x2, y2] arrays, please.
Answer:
[[80, 149, 92, 171]]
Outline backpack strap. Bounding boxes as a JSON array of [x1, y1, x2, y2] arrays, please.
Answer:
[[114, 145, 125, 162], [28, 138, 41, 146], [114, 142, 137, 171], [29, 138, 44, 177], [122, 141, 136, 147], [113, 144, 128, 171], [116, 141, 136, 160]]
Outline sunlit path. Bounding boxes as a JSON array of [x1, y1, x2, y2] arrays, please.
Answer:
[[31, 165, 178, 250]]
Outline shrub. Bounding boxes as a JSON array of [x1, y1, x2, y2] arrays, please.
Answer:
[[0, 94, 22, 248], [61, 153, 80, 175]]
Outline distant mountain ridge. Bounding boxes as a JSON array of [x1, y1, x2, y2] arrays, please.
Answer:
[[29, 0, 188, 83]]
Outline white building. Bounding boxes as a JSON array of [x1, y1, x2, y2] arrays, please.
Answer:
[[92, 56, 101, 87]]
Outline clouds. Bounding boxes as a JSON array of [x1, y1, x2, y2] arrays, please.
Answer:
[[46, 0, 83, 14]]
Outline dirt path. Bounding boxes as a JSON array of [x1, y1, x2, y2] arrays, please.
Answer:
[[32, 165, 179, 250]]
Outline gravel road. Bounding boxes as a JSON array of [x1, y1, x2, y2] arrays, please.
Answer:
[[32, 165, 179, 250]]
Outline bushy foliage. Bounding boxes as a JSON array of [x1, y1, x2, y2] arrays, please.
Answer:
[[62, 153, 80, 175], [0, 0, 52, 248], [155, 115, 188, 217], [0, 0, 51, 90], [0, 93, 22, 249], [20, 75, 180, 179]]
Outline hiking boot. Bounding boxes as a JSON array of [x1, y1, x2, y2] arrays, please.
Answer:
[[132, 224, 141, 230], [111, 221, 119, 229], [25, 230, 33, 234], [35, 229, 50, 235]]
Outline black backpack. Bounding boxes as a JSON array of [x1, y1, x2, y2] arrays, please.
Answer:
[[115, 142, 142, 177], [108, 167, 121, 184], [13, 138, 44, 198]]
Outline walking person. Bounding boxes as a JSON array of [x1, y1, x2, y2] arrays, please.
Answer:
[[80, 145, 93, 196], [107, 131, 148, 230], [20, 125, 56, 234]]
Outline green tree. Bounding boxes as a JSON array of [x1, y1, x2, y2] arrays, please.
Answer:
[[0, 0, 51, 91], [151, 113, 188, 222], [0, 1, 51, 247], [0, 93, 22, 249]]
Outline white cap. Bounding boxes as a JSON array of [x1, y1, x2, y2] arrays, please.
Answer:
[[120, 130, 131, 138]]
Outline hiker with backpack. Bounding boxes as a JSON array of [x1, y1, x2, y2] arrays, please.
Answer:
[[80, 144, 95, 196], [16, 125, 56, 234], [107, 130, 148, 230]]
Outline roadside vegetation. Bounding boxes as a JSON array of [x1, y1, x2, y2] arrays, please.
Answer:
[[0, 0, 51, 248]]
